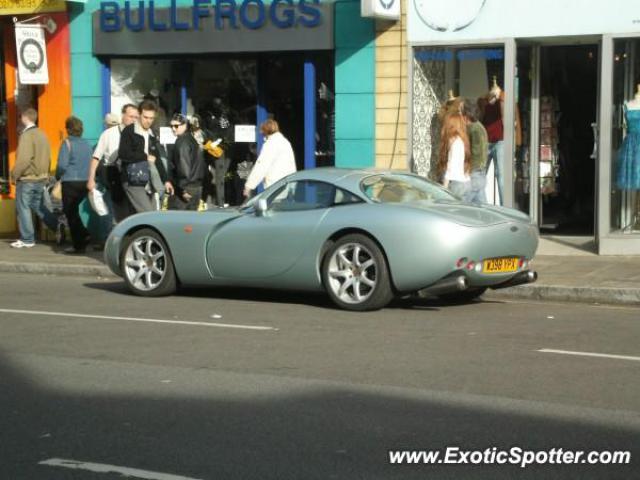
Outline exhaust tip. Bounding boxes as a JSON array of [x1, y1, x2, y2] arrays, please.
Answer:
[[527, 271, 538, 283], [456, 275, 468, 291]]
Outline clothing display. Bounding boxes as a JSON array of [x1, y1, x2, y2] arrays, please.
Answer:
[[539, 96, 560, 196], [616, 104, 640, 191]]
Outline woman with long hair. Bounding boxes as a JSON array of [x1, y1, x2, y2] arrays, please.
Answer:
[[437, 112, 471, 200], [169, 114, 206, 210]]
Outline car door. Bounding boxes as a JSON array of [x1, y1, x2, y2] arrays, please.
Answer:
[[206, 180, 336, 279]]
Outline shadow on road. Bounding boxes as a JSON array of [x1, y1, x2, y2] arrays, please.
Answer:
[[1, 350, 638, 479]]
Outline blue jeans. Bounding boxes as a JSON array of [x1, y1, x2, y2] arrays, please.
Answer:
[[468, 169, 487, 204], [448, 180, 471, 200], [16, 181, 59, 243], [486, 141, 504, 205]]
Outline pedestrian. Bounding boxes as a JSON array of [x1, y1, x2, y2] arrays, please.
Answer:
[[87, 104, 140, 222], [118, 100, 173, 214], [9, 108, 58, 248], [168, 114, 206, 210], [55, 116, 93, 254], [437, 112, 471, 199], [243, 119, 296, 198], [463, 99, 489, 204]]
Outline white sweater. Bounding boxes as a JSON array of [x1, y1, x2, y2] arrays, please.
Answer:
[[245, 132, 297, 190], [444, 137, 470, 182]]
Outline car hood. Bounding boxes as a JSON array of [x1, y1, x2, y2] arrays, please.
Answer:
[[401, 200, 532, 227]]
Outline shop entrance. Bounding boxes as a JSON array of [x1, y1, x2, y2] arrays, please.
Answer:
[[516, 43, 599, 236]]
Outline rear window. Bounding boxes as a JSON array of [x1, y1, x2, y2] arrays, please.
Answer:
[[360, 174, 456, 203]]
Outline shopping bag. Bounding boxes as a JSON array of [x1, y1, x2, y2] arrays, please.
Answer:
[[88, 188, 110, 216]]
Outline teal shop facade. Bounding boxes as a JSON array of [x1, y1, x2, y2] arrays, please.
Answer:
[[68, 0, 376, 170]]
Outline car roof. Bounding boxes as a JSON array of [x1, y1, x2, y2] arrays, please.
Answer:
[[287, 167, 416, 194]]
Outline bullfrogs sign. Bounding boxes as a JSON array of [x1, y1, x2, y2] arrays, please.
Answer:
[[93, 0, 333, 54]]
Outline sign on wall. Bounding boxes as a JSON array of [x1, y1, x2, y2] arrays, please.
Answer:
[[409, 0, 640, 42], [14, 24, 49, 85], [361, 0, 400, 20], [235, 125, 257, 143], [0, 0, 65, 15], [93, 1, 334, 55]]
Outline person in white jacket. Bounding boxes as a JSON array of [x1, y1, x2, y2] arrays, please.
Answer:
[[243, 119, 296, 197]]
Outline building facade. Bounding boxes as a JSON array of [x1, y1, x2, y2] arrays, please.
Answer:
[[1, 0, 380, 232], [407, 0, 640, 254]]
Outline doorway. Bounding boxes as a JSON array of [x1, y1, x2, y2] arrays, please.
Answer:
[[516, 43, 599, 236]]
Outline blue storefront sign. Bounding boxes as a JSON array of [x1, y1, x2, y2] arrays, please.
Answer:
[[99, 0, 323, 32], [93, 0, 333, 54]]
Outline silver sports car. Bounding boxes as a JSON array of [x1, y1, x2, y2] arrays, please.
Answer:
[[104, 169, 538, 311]]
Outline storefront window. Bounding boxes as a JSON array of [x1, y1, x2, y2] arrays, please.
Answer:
[[611, 39, 640, 234], [412, 45, 505, 204]]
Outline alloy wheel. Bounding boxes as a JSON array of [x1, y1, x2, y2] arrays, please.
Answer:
[[327, 242, 377, 304], [123, 236, 167, 292]]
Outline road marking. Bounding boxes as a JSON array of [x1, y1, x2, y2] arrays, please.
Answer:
[[0, 308, 276, 331], [537, 349, 640, 362], [39, 458, 203, 480]]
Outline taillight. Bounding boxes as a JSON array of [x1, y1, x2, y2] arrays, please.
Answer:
[[456, 257, 468, 268], [465, 261, 476, 270]]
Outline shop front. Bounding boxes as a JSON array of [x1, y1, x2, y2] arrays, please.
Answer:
[[408, 0, 640, 254], [1, 0, 72, 233], [92, 0, 335, 204]]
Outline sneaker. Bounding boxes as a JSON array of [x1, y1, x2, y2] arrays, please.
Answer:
[[10, 240, 35, 248]]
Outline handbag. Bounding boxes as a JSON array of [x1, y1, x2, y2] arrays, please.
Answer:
[[50, 181, 62, 201], [125, 161, 150, 186]]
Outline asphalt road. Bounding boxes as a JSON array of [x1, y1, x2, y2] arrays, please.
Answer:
[[0, 273, 638, 479]]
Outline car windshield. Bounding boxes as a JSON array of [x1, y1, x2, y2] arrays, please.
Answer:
[[360, 174, 457, 203]]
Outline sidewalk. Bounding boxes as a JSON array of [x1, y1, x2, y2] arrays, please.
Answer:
[[0, 238, 639, 306]]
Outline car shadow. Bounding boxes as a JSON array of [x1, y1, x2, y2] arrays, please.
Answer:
[[82, 281, 336, 309]]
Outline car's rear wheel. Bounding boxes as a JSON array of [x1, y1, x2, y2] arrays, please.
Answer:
[[121, 228, 176, 297], [322, 234, 394, 311]]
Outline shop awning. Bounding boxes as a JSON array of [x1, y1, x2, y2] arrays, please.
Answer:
[[1, 0, 86, 16]]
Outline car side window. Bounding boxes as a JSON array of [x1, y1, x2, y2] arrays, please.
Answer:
[[267, 181, 361, 212]]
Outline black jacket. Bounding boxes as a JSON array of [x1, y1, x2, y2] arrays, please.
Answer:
[[171, 133, 206, 192], [119, 123, 169, 182]]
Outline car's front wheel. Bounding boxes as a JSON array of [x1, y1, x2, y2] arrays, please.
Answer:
[[322, 234, 394, 311], [121, 228, 176, 297]]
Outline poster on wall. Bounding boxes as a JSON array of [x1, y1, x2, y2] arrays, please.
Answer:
[[14, 24, 49, 85]]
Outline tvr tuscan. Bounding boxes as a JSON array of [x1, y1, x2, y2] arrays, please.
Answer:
[[104, 169, 539, 311]]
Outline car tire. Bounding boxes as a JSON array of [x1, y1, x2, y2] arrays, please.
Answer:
[[439, 287, 487, 303], [120, 228, 177, 297], [322, 234, 394, 311]]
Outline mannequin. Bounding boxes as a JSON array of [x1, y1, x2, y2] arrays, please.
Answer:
[[626, 84, 640, 110], [617, 84, 640, 230], [478, 76, 505, 205]]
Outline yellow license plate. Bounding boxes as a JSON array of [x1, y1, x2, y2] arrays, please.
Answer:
[[483, 257, 518, 273]]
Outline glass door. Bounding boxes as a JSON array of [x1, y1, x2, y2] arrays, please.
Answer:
[[516, 42, 599, 235]]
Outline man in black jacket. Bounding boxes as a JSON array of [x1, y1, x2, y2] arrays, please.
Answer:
[[118, 100, 173, 214]]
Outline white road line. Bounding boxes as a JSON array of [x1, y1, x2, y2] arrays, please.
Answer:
[[0, 308, 275, 331], [39, 458, 203, 480], [537, 349, 640, 362]]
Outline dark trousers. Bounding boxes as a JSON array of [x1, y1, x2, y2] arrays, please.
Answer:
[[170, 184, 202, 211], [62, 181, 90, 249]]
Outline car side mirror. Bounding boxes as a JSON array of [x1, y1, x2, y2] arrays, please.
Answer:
[[255, 198, 268, 217]]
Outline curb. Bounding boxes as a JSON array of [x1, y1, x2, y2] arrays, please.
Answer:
[[485, 284, 640, 306], [0, 262, 639, 306], [0, 261, 115, 278]]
